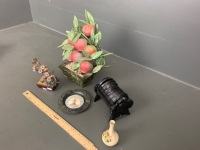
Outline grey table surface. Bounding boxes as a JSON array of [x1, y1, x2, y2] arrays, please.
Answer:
[[0, 23, 200, 150]]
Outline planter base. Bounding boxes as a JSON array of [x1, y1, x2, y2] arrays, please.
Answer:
[[59, 62, 94, 87]]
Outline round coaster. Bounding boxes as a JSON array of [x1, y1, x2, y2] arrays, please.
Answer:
[[58, 89, 91, 114]]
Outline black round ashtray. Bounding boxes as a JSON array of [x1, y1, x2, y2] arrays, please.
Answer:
[[58, 89, 91, 114]]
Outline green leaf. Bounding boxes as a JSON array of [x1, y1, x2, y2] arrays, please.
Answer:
[[86, 11, 95, 25], [94, 37, 98, 46], [86, 72, 92, 76], [79, 19, 88, 25], [72, 33, 81, 43], [73, 16, 78, 28], [58, 39, 68, 48], [94, 31, 102, 46], [77, 26, 83, 33], [78, 57, 92, 62], [62, 44, 74, 51], [96, 56, 105, 65], [81, 33, 92, 45], [62, 50, 71, 60], [92, 65, 103, 73], [90, 30, 95, 43], [91, 51, 103, 59], [97, 31, 102, 40], [72, 62, 80, 70], [85, 10, 90, 23], [62, 50, 66, 56], [95, 23, 98, 32], [68, 30, 75, 40]]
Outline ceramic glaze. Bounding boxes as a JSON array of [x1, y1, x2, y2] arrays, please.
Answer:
[[65, 94, 84, 109], [102, 120, 119, 146]]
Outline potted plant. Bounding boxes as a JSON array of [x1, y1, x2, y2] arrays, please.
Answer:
[[58, 10, 111, 87]]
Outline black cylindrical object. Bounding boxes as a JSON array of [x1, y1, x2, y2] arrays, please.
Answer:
[[94, 77, 133, 120]]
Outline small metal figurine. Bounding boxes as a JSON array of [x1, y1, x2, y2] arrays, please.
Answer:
[[32, 58, 59, 91], [37, 71, 59, 91], [94, 77, 134, 120], [32, 58, 48, 73]]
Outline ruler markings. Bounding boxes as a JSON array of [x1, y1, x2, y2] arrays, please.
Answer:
[[23, 90, 98, 150]]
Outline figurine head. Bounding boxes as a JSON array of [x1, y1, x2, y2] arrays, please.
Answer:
[[32, 58, 48, 73]]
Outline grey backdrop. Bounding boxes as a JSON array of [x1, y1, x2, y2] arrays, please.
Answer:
[[0, 0, 32, 30], [2, 0, 200, 89]]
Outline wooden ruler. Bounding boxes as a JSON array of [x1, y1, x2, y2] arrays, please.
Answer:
[[23, 90, 98, 150]]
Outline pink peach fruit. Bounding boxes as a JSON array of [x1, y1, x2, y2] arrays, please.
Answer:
[[80, 61, 93, 74], [67, 54, 73, 61], [74, 38, 87, 51], [82, 24, 94, 37], [83, 45, 97, 56], [71, 50, 82, 62]]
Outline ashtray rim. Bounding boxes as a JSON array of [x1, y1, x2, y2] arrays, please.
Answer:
[[58, 89, 91, 114]]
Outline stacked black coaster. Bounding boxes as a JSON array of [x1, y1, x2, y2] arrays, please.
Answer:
[[94, 77, 134, 120]]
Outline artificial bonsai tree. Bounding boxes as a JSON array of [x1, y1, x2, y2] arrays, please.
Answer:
[[58, 10, 111, 87]]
